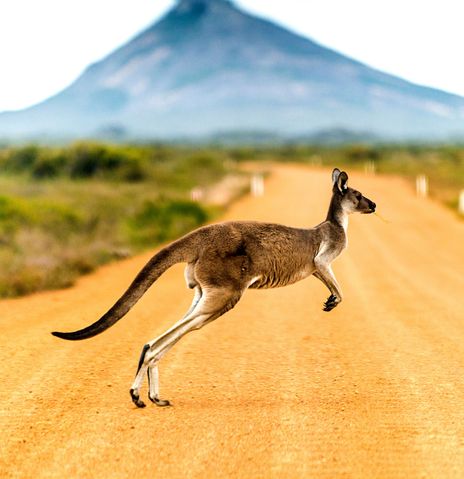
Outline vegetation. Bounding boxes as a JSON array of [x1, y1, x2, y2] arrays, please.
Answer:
[[0, 141, 462, 298], [0, 143, 234, 297]]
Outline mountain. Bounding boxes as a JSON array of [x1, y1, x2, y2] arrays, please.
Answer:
[[1, 0, 464, 141]]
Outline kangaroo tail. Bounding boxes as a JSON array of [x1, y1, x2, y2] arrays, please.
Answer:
[[51, 241, 190, 341]]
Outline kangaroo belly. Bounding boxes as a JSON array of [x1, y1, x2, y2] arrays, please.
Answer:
[[249, 267, 314, 289]]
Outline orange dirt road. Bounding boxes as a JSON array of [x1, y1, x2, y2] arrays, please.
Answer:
[[1, 165, 464, 478]]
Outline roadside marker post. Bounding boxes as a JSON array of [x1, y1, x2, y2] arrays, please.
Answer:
[[251, 174, 264, 197], [416, 175, 428, 198], [459, 190, 464, 215], [364, 161, 376, 175], [190, 187, 204, 202]]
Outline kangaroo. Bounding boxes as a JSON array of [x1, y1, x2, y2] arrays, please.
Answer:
[[52, 168, 376, 408]]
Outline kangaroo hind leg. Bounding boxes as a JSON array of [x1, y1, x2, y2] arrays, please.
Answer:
[[130, 286, 202, 408], [132, 286, 243, 408], [147, 364, 168, 406], [147, 286, 202, 407]]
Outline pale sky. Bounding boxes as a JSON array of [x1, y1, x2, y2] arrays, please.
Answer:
[[0, 0, 463, 112]]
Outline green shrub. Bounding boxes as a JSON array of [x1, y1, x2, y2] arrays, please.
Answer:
[[0, 143, 235, 297], [127, 199, 209, 246], [68, 143, 147, 180], [32, 151, 67, 178], [7, 145, 40, 171], [0, 195, 83, 237]]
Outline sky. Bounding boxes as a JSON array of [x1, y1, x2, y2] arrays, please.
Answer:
[[0, 0, 463, 112]]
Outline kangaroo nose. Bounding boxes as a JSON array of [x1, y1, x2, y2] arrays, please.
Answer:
[[371, 202, 376, 211]]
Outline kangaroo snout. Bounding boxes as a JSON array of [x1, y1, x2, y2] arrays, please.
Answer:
[[359, 196, 376, 214]]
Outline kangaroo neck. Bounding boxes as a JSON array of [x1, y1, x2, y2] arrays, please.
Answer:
[[326, 194, 349, 233]]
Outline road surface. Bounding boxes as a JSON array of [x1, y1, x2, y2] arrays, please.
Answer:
[[1, 165, 464, 478]]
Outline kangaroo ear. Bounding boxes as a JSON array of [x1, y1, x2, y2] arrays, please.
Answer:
[[336, 171, 349, 194], [332, 168, 341, 186]]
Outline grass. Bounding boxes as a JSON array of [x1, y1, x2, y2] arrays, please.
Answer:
[[0, 143, 236, 297]]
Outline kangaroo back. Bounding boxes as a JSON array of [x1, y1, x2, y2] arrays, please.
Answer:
[[52, 241, 191, 341]]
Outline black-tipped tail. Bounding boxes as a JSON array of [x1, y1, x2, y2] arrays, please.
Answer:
[[51, 318, 116, 340], [50, 294, 143, 341], [52, 331, 76, 340], [51, 244, 187, 341]]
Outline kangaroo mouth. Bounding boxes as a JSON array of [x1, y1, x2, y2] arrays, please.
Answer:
[[362, 207, 376, 214]]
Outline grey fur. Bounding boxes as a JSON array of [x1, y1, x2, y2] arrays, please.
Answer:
[[52, 168, 376, 407]]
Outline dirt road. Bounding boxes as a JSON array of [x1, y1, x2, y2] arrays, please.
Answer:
[[1, 165, 464, 478]]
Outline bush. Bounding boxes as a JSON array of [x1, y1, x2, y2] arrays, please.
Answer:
[[0, 142, 235, 297], [68, 143, 148, 180], [0, 143, 153, 182], [127, 199, 209, 246], [32, 151, 67, 178], [8, 145, 40, 171], [0, 195, 83, 238]]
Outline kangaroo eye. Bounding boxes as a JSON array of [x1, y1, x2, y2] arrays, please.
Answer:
[[356, 194, 362, 201]]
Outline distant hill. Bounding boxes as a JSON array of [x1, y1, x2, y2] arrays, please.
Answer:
[[1, 0, 464, 141]]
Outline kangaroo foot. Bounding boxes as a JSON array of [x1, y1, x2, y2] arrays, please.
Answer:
[[149, 395, 171, 407], [130, 388, 146, 408], [323, 294, 339, 312]]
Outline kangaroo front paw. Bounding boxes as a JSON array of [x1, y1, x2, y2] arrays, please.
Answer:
[[130, 388, 146, 408], [323, 294, 340, 312], [149, 395, 171, 407]]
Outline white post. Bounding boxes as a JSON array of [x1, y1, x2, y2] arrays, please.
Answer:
[[190, 187, 204, 202], [251, 174, 264, 197], [416, 174, 428, 198], [459, 190, 464, 215], [364, 160, 376, 175]]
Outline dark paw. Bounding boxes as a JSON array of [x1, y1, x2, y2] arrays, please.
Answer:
[[149, 395, 171, 407], [130, 388, 146, 408], [323, 294, 339, 312]]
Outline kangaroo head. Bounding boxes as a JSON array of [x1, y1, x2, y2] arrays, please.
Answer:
[[332, 168, 376, 214]]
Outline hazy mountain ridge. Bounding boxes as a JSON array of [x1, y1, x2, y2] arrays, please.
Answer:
[[1, 0, 463, 141]]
